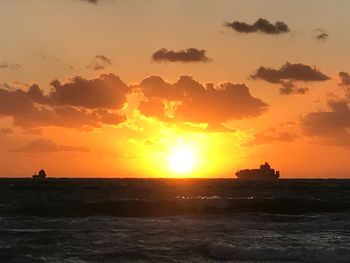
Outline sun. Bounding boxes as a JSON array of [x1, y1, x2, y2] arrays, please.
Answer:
[[168, 143, 197, 174]]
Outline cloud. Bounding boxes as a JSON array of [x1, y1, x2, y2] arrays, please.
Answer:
[[12, 106, 103, 130], [317, 33, 329, 41], [339, 72, 350, 86], [225, 18, 290, 35], [50, 74, 129, 109], [80, 0, 98, 3], [315, 29, 329, 41], [12, 81, 31, 89], [9, 74, 129, 110], [138, 75, 268, 123], [97, 109, 127, 125], [138, 99, 166, 120], [251, 62, 330, 83], [279, 81, 309, 95], [244, 130, 296, 146], [301, 100, 350, 145], [11, 139, 89, 153], [152, 48, 211, 63], [205, 123, 236, 133], [0, 74, 129, 130], [27, 84, 52, 104], [0, 63, 22, 70], [0, 88, 35, 116], [87, 55, 112, 70]]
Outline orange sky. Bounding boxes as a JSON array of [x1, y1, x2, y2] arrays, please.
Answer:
[[1, 0, 350, 178]]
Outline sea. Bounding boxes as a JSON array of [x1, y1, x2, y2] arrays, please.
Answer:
[[0, 178, 350, 262]]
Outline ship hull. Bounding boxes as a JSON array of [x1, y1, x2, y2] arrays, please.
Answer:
[[236, 175, 279, 181], [32, 175, 46, 180]]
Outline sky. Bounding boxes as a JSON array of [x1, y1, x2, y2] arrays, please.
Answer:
[[1, 0, 350, 178]]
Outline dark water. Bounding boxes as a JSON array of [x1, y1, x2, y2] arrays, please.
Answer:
[[0, 179, 350, 262]]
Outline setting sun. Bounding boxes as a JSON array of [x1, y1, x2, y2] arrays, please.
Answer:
[[168, 143, 197, 174]]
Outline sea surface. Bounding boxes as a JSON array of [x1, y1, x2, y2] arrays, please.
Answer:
[[0, 178, 350, 262]]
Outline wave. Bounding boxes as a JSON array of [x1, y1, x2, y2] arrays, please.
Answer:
[[1, 198, 350, 218], [206, 242, 350, 263]]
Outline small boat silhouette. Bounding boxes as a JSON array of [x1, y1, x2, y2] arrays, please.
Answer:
[[32, 169, 47, 180]]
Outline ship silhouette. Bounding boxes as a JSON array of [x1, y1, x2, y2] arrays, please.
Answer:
[[236, 162, 280, 180], [32, 169, 47, 180]]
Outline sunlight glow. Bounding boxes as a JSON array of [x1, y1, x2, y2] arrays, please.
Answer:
[[168, 142, 197, 174]]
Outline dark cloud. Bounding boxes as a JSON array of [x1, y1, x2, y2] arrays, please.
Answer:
[[97, 109, 127, 125], [0, 74, 129, 130], [139, 76, 182, 101], [27, 84, 52, 104], [0, 63, 22, 70], [138, 99, 166, 120], [152, 48, 211, 63], [96, 55, 111, 64], [339, 72, 350, 86], [315, 29, 329, 41], [50, 74, 129, 109], [225, 18, 290, 35], [301, 100, 350, 145], [9, 74, 129, 110], [87, 55, 112, 70], [80, 0, 98, 4], [279, 81, 309, 95], [244, 129, 296, 146], [12, 106, 102, 130], [251, 62, 330, 83], [316, 33, 329, 41], [11, 139, 89, 153], [138, 76, 268, 123], [0, 88, 35, 116]]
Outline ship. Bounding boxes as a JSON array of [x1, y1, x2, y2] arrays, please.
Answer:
[[235, 162, 280, 180], [32, 169, 47, 180]]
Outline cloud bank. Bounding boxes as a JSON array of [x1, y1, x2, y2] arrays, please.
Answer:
[[0, 74, 128, 130], [0, 74, 269, 131], [138, 75, 268, 123]]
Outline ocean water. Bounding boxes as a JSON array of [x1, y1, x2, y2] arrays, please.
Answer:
[[0, 179, 350, 262]]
